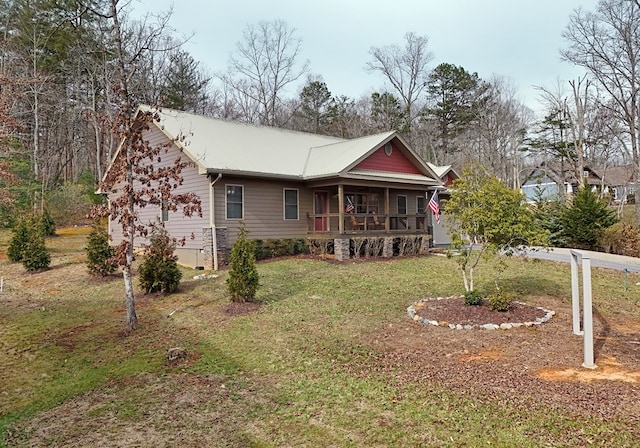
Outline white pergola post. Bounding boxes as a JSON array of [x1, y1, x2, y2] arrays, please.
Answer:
[[570, 253, 581, 335], [570, 250, 597, 370]]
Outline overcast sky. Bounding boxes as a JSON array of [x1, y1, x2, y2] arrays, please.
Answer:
[[133, 0, 600, 116]]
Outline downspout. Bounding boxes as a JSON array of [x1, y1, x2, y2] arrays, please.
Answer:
[[210, 173, 222, 270]]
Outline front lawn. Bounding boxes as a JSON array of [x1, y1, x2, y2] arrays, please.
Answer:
[[1, 229, 639, 447]]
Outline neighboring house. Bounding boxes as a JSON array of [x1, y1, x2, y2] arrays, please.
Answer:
[[520, 161, 601, 202], [103, 106, 443, 269], [595, 164, 635, 203], [427, 163, 459, 247]]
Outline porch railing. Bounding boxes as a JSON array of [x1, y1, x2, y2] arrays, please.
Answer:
[[306, 213, 430, 235]]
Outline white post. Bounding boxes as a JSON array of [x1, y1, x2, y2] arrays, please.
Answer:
[[581, 256, 596, 369], [570, 253, 581, 335], [569, 250, 597, 369]]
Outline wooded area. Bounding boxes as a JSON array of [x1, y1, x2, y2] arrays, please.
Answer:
[[0, 0, 639, 226]]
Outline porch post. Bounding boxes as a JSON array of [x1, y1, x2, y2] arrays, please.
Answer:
[[338, 184, 344, 234], [385, 188, 390, 231]]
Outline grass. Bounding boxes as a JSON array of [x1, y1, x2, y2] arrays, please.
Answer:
[[1, 228, 639, 446]]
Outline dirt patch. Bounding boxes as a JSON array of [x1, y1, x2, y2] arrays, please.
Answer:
[[220, 301, 261, 317], [537, 356, 640, 383]]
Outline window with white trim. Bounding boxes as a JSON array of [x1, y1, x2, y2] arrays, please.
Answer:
[[416, 196, 426, 214], [284, 188, 299, 220], [226, 185, 243, 219]]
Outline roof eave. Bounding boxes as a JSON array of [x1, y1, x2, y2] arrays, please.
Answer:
[[206, 168, 303, 181]]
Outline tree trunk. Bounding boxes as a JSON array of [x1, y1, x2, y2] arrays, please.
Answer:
[[122, 260, 137, 333], [461, 268, 469, 292]]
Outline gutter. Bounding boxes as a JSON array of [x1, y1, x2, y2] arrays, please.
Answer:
[[210, 173, 222, 270]]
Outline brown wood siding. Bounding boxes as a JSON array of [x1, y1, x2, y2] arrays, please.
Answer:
[[354, 143, 421, 174], [390, 190, 422, 214], [216, 176, 311, 246], [108, 126, 210, 250]]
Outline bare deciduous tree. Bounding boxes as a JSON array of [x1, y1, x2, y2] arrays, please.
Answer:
[[562, 0, 640, 224], [366, 32, 433, 131], [225, 20, 309, 127], [90, 0, 202, 333]]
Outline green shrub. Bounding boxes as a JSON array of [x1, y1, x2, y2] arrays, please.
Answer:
[[488, 289, 512, 312], [532, 199, 568, 247], [227, 223, 259, 302], [138, 224, 182, 294], [562, 184, 617, 250], [21, 232, 50, 271], [7, 217, 30, 261], [464, 289, 483, 306], [39, 209, 56, 236], [253, 237, 308, 260], [85, 223, 117, 276]]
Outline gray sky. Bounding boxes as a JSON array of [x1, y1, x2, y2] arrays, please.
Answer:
[[133, 0, 600, 116]]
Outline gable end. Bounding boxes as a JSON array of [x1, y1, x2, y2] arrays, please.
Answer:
[[353, 143, 421, 175]]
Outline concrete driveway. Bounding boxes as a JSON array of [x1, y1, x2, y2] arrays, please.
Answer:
[[520, 247, 640, 273]]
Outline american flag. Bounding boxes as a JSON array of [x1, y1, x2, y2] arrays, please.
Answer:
[[428, 190, 440, 224], [345, 197, 355, 213]]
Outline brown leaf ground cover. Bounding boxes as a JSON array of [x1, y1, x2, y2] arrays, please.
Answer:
[[360, 296, 640, 421]]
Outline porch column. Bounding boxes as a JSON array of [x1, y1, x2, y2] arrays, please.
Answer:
[[338, 184, 344, 234], [384, 188, 390, 231]]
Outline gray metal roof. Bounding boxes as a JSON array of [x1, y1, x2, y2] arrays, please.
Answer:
[[141, 106, 440, 183]]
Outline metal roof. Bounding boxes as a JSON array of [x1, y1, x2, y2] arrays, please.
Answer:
[[139, 106, 440, 184]]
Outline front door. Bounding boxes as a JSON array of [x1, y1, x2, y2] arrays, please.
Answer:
[[314, 191, 328, 231]]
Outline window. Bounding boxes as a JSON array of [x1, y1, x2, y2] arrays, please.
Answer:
[[226, 185, 243, 219], [284, 188, 299, 220], [416, 196, 426, 214], [397, 195, 407, 215], [161, 200, 169, 222], [346, 192, 379, 214], [583, 170, 589, 178]]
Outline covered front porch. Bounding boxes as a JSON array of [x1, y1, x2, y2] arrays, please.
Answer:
[[305, 183, 433, 238]]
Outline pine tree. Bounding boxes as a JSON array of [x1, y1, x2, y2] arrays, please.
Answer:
[[562, 184, 618, 250]]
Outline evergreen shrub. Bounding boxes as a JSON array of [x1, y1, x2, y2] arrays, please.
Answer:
[[138, 224, 182, 294], [464, 290, 483, 306], [227, 223, 259, 302], [86, 223, 117, 276], [7, 218, 30, 262], [22, 232, 51, 271], [488, 289, 512, 312]]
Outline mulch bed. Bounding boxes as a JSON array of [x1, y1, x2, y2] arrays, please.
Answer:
[[411, 296, 548, 326]]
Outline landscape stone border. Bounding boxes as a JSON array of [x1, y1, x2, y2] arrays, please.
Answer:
[[407, 296, 556, 330]]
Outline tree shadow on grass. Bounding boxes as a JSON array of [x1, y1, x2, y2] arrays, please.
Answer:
[[479, 274, 568, 301]]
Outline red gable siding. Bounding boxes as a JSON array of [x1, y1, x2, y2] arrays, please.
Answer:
[[353, 143, 422, 174], [443, 173, 456, 187]]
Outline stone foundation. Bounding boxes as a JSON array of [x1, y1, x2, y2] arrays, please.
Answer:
[[333, 238, 350, 261]]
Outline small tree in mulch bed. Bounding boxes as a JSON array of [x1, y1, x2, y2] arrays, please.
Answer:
[[227, 222, 259, 303], [445, 164, 549, 295]]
